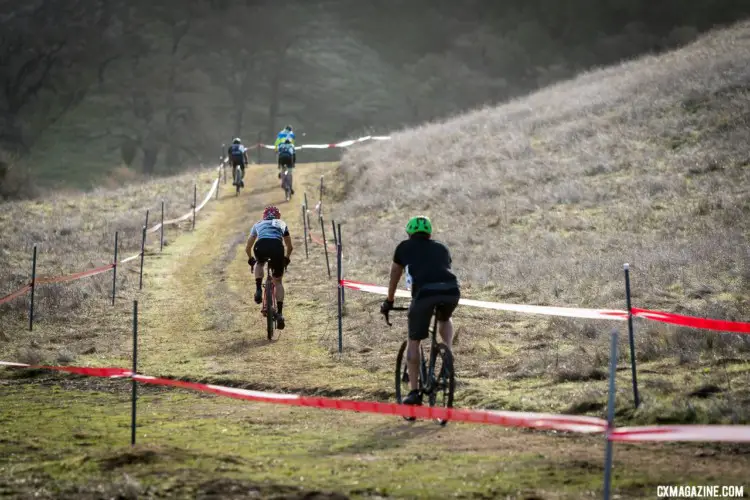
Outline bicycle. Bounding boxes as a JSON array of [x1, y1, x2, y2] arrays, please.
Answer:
[[250, 257, 287, 341], [383, 303, 456, 426], [280, 168, 292, 201], [234, 164, 244, 196], [261, 263, 279, 340]]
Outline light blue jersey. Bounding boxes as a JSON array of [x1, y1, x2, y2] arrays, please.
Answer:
[[278, 142, 294, 158], [229, 143, 246, 158], [250, 219, 290, 241]]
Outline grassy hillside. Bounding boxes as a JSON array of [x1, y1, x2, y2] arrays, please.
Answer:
[[0, 165, 219, 357], [336, 22, 750, 421], [3, 162, 750, 499], [3, 21, 750, 500]]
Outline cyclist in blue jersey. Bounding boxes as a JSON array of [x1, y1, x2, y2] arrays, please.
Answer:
[[277, 139, 296, 194], [245, 205, 294, 329], [227, 138, 249, 187]]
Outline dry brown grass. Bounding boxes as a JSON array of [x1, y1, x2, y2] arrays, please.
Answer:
[[0, 165, 219, 360], [333, 22, 750, 421]]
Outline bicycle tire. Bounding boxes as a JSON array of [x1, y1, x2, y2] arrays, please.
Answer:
[[283, 172, 292, 201], [235, 168, 241, 196], [429, 343, 455, 426], [395, 340, 417, 422], [265, 279, 275, 340]]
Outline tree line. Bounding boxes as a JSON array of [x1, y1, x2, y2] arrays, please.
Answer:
[[0, 0, 747, 188]]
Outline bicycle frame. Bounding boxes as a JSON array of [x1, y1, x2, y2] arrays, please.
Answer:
[[422, 310, 440, 393], [262, 264, 277, 339], [386, 301, 455, 425], [262, 265, 276, 315], [387, 304, 440, 393]]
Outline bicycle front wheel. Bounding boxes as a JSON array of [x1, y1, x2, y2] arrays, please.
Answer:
[[394, 340, 417, 422], [429, 343, 455, 426]]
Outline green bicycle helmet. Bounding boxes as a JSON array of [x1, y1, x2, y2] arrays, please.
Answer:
[[405, 215, 432, 236]]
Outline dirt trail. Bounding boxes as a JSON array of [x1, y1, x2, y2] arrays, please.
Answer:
[[135, 162, 379, 393], [83, 161, 750, 498]]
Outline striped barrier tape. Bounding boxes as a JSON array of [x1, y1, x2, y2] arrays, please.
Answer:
[[339, 280, 750, 335], [0, 284, 32, 306], [36, 264, 115, 285], [2, 361, 750, 442], [0, 166, 223, 304], [631, 307, 750, 335], [609, 425, 750, 442], [259, 135, 391, 150], [340, 279, 628, 321], [310, 233, 337, 252]]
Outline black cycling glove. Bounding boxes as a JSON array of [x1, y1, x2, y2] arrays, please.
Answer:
[[248, 257, 256, 270], [380, 299, 394, 315], [284, 256, 291, 268]]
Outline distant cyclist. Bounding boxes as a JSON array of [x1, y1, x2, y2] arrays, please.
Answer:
[[245, 205, 294, 330], [274, 125, 295, 149], [277, 139, 295, 194], [380, 216, 460, 406], [227, 138, 249, 187]]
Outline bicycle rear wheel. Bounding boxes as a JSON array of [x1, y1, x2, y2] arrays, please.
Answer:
[[265, 279, 275, 340], [429, 343, 455, 426], [395, 340, 417, 422], [235, 167, 241, 195], [283, 172, 292, 201]]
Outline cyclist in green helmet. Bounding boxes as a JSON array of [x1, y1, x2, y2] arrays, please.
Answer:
[[380, 215, 461, 406]]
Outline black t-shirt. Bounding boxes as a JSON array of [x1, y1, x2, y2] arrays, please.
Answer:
[[393, 236, 458, 297]]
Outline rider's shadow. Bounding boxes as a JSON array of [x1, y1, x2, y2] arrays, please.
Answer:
[[245, 185, 279, 197], [202, 337, 273, 356], [311, 421, 442, 456]]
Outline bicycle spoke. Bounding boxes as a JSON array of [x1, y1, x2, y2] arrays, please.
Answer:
[[429, 343, 455, 426]]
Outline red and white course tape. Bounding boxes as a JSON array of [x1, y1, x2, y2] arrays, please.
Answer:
[[259, 135, 391, 150], [3, 361, 750, 442], [609, 425, 750, 442], [339, 280, 750, 334], [340, 280, 629, 321], [0, 166, 223, 304], [0, 284, 32, 306], [632, 308, 750, 335], [119, 170, 219, 263]]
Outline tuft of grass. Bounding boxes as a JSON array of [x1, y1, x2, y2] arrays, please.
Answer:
[[15, 347, 44, 366]]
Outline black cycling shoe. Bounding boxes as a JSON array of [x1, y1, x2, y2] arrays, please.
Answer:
[[254, 289, 262, 304], [290, 189, 295, 195], [275, 314, 285, 330], [402, 389, 422, 406]]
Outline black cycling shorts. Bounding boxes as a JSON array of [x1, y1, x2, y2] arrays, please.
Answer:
[[278, 154, 294, 168], [254, 238, 285, 278], [231, 157, 245, 169], [408, 283, 460, 341]]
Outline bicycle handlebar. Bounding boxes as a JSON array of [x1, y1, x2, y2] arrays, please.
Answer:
[[382, 306, 409, 327]]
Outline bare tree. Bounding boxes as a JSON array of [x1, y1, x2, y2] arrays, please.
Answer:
[[0, 0, 119, 152]]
